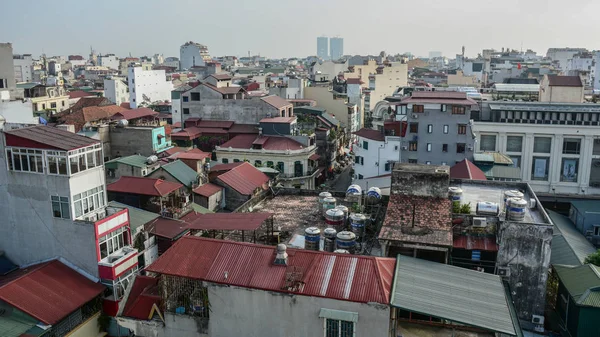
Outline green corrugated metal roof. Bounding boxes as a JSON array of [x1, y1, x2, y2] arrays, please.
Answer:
[[16, 82, 42, 90], [294, 106, 326, 114], [190, 203, 214, 214], [579, 290, 600, 307], [160, 160, 198, 187], [548, 210, 596, 266], [570, 200, 600, 214], [482, 165, 522, 180], [390, 255, 518, 336], [0, 309, 39, 337], [108, 201, 159, 232], [473, 153, 495, 163], [473, 152, 513, 165], [105, 155, 152, 169], [554, 264, 600, 306]]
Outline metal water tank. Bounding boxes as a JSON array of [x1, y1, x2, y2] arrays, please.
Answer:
[[304, 227, 321, 251], [346, 184, 362, 197], [476, 202, 499, 216], [317, 192, 332, 213], [504, 190, 524, 208], [322, 197, 337, 217], [448, 187, 463, 205], [349, 213, 368, 237], [323, 228, 337, 252], [146, 155, 158, 165], [335, 205, 349, 225], [366, 187, 382, 204], [507, 198, 528, 221], [334, 249, 349, 254], [336, 231, 357, 254], [325, 208, 345, 228]]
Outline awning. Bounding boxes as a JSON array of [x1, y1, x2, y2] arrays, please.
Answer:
[[309, 153, 320, 161], [319, 309, 358, 323]]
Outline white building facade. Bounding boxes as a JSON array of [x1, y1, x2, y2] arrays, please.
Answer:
[[352, 128, 401, 180], [97, 54, 120, 71], [179, 42, 211, 70], [13, 54, 33, 83], [128, 66, 173, 109], [104, 78, 130, 106]]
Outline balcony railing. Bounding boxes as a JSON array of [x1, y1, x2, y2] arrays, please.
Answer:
[[98, 246, 138, 268], [279, 166, 319, 179]]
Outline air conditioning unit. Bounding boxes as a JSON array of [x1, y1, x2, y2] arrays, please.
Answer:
[[472, 217, 487, 228], [412, 114, 418, 119], [497, 267, 510, 277], [532, 315, 545, 325], [401, 146, 408, 150]]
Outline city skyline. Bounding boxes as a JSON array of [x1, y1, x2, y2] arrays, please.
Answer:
[[3, 0, 600, 59]]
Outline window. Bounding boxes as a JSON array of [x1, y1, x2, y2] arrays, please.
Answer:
[[354, 156, 364, 165], [50, 102, 57, 109], [51, 196, 70, 219], [183, 108, 190, 115], [593, 139, 600, 155], [510, 155, 521, 168], [594, 225, 600, 236], [409, 123, 418, 133], [398, 106, 407, 115], [456, 143, 466, 153], [409, 141, 418, 151], [6, 148, 44, 173], [408, 159, 417, 164], [452, 106, 466, 114], [442, 144, 448, 152], [277, 161, 284, 173], [506, 136, 523, 152], [427, 124, 433, 133], [73, 186, 105, 218], [62, 101, 65, 107], [254, 160, 262, 167], [325, 319, 354, 337], [480, 135, 497, 151], [534, 137, 552, 153], [191, 92, 200, 101], [441, 104, 447, 112], [182, 96, 189, 102], [132, 98, 135, 103], [357, 174, 363, 180], [233, 159, 240, 163], [427, 143, 432, 152], [266, 161, 274, 168], [561, 158, 578, 182], [412, 105, 424, 113], [42, 104, 46, 110], [99, 227, 129, 260], [0, 78, 4, 88], [563, 138, 581, 155], [46, 151, 68, 175], [443, 125, 449, 134], [532, 157, 550, 181], [222, 158, 229, 164], [457, 124, 467, 135], [384, 162, 391, 171]]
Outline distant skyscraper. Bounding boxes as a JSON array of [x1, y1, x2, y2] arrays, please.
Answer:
[[330, 37, 344, 60], [317, 36, 329, 60]]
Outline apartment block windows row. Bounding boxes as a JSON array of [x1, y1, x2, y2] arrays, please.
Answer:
[[73, 186, 106, 219], [99, 226, 129, 260], [532, 137, 551, 181]]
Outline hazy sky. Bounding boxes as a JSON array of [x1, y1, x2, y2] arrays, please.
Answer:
[[3, 0, 599, 59]]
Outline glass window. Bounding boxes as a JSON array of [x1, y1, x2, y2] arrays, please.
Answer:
[[456, 143, 466, 153], [427, 143, 432, 152], [561, 158, 578, 182], [457, 124, 467, 135], [266, 161, 274, 168], [593, 139, 600, 156], [363, 141, 368, 150], [532, 157, 550, 181], [506, 136, 523, 152], [222, 158, 229, 164], [183, 108, 190, 115], [233, 159, 240, 162], [452, 106, 466, 114], [480, 135, 496, 151], [325, 319, 354, 337], [427, 124, 433, 133], [409, 142, 418, 151], [87, 152, 96, 168], [509, 155, 521, 168], [443, 125, 449, 134], [412, 105, 424, 113], [78, 155, 86, 171], [409, 123, 418, 133], [182, 96, 189, 102], [191, 92, 200, 101], [51, 196, 70, 219], [58, 157, 68, 174], [534, 137, 552, 153], [442, 144, 448, 152], [73, 185, 105, 219], [277, 162, 284, 173], [255, 160, 262, 167], [562, 138, 581, 155], [70, 156, 79, 174], [384, 162, 391, 171]]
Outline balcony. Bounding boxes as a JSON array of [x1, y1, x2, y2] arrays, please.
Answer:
[[279, 166, 320, 179], [98, 246, 138, 280], [146, 194, 192, 219]]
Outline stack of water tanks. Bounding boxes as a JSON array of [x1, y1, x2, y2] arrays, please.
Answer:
[[304, 227, 321, 251], [346, 184, 362, 202], [349, 213, 368, 239], [335, 205, 349, 226], [325, 208, 345, 228], [318, 192, 332, 213], [503, 190, 524, 210], [336, 231, 357, 254], [507, 198, 528, 221], [321, 197, 337, 218], [323, 228, 337, 252]]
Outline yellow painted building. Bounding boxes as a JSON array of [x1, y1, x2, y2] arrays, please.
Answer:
[[31, 86, 70, 113]]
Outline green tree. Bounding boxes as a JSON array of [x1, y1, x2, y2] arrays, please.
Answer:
[[585, 250, 600, 266]]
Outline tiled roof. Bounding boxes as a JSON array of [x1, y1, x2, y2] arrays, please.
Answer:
[[215, 162, 269, 195], [112, 108, 158, 121], [67, 90, 95, 99], [353, 128, 385, 142], [261, 95, 292, 109], [193, 183, 223, 197], [219, 134, 305, 151], [4, 125, 98, 151], [0, 260, 104, 325], [69, 96, 110, 111], [122, 275, 160, 320], [144, 217, 189, 239], [379, 195, 452, 246], [450, 159, 487, 181], [60, 104, 125, 132], [162, 146, 185, 156], [260, 117, 296, 124], [146, 237, 395, 304], [107, 176, 183, 197], [186, 213, 273, 231], [158, 160, 198, 187], [547, 75, 583, 87]]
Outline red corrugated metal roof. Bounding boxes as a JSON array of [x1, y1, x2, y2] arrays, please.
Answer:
[[193, 183, 223, 197], [107, 176, 183, 197], [219, 134, 307, 151], [122, 276, 160, 320], [0, 260, 104, 325], [453, 235, 499, 251], [215, 162, 269, 195], [68, 90, 95, 99], [353, 128, 385, 142], [450, 159, 487, 181], [4, 125, 98, 151], [146, 237, 395, 304], [168, 148, 211, 161], [186, 213, 272, 231], [144, 217, 189, 239], [210, 162, 244, 172]]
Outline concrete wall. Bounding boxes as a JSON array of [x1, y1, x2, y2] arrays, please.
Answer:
[[109, 127, 154, 157], [0, 43, 16, 99], [390, 163, 449, 198], [539, 80, 584, 103], [104, 79, 129, 106], [193, 189, 222, 211], [13, 55, 33, 83], [216, 183, 248, 211], [353, 135, 401, 179], [129, 67, 173, 109], [304, 86, 352, 129], [118, 313, 209, 337], [496, 221, 552, 324], [0, 100, 37, 125], [65, 312, 102, 337], [371, 63, 409, 104]]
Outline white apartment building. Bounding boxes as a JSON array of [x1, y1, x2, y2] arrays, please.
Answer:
[[546, 48, 588, 71], [180, 41, 211, 70], [13, 54, 33, 83], [97, 54, 120, 71], [352, 127, 401, 180], [474, 102, 600, 196], [128, 65, 173, 109], [104, 78, 130, 106]]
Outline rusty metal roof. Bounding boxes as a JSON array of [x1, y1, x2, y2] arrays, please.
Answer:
[[192, 183, 223, 197], [186, 212, 273, 231], [147, 237, 395, 304], [215, 162, 270, 195], [4, 125, 98, 151], [107, 176, 183, 197]]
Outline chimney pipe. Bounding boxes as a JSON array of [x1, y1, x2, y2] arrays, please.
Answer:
[[274, 244, 288, 265]]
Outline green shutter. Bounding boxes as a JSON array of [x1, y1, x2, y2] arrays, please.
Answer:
[[363, 141, 368, 150]]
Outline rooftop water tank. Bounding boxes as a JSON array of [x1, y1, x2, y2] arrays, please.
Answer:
[[504, 190, 524, 208], [346, 184, 362, 197], [366, 187, 382, 204], [507, 197, 528, 221], [117, 119, 129, 127], [325, 208, 345, 228], [146, 155, 158, 165], [334, 249, 349, 254], [304, 227, 321, 251], [349, 213, 368, 238], [323, 228, 337, 253], [335, 205, 349, 225], [322, 197, 337, 218], [336, 231, 357, 254], [476, 202, 499, 216], [448, 187, 463, 204], [318, 192, 333, 213]]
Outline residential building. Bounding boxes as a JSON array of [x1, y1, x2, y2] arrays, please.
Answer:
[[565, 52, 593, 87], [105, 154, 161, 183], [0, 258, 105, 337], [553, 264, 600, 337], [539, 75, 584, 103], [180, 41, 211, 70], [309, 60, 348, 82], [268, 77, 306, 99], [0, 99, 37, 130], [546, 48, 587, 70], [119, 236, 395, 337], [304, 85, 359, 136], [128, 64, 173, 108], [352, 126, 401, 179], [396, 91, 477, 165], [366, 62, 408, 112], [170, 84, 191, 126], [109, 122, 172, 158], [472, 101, 600, 195], [13, 53, 33, 82], [104, 78, 130, 106], [568, 200, 600, 247], [447, 70, 480, 86], [162, 56, 180, 69], [594, 51, 600, 91], [215, 134, 321, 190], [330, 37, 344, 60], [209, 162, 270, 210], [0, 43, 17, 99], [24, 84, 70, 114], [97, 53, 120, 70], [58, 96, 123, 132], [146, 159, 199, 188], [316, 36, 329, 60], [119, 57, 139, 75]]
